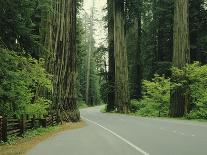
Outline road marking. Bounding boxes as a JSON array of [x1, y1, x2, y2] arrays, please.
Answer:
[[82, 116, 150, 155], [161, 128, 189, 137], [179, 132, 185, 136]]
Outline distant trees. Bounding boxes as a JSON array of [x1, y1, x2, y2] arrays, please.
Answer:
[[77, 3, 102, 107]]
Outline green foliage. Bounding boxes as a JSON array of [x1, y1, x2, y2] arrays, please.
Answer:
[[134, 63, 207, 119], [0, 48, 52, 117], [78, 100, 88, 109], [100, 105, 107, 113], [25, 98, 51, 117], [131, 63, 207, 119], [0, 0, 53, 58], [130, 99, 145, 113], [172, 62, 207, 119], [3, 126, 60, 145], [131, 62, 207, 119], [134, 75, 171, 117]]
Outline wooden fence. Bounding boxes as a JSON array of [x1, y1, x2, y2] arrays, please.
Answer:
[[0, 113, 60, 142]]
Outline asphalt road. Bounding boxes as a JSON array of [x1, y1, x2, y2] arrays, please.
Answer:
[[27, 106, 207, 155]]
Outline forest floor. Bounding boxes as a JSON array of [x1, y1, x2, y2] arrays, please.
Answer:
[[0, 121, 85, 155]]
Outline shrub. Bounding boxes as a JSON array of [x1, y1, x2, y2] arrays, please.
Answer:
[[177, 62, 207, 119], [134, 62, 207, 119], [130, 99, 145, 113], [78, 100, 88, 109], [0, 48, 52, 117], [25, 98, 51, 117], [133, 75, 171, 117]]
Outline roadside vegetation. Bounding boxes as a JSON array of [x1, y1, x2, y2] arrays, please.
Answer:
[[78, 101, 89, 109], [104, 0, 207, 121], [102, 63, 207, 120], [0, 48, 52, 117], [129, 63, 207, 120]]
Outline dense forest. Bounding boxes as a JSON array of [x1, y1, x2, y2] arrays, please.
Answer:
[[0, 0, 207, 122]]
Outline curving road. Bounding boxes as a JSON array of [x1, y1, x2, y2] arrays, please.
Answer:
[[27, 106, 207, 155]]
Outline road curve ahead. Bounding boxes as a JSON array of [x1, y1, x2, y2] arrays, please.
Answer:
[[27, 106, 207, 155]]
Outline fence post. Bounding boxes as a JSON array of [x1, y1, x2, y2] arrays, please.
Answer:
[[41, 118, 47, 128], [2, 117, 7, 142], [31, 115, 35, 128], [26, 114, 29, 120], [20, 114, 26, 135], [57, 111, 61, 124], [0, 116, 3, 142], [52, 113, 56, 126]]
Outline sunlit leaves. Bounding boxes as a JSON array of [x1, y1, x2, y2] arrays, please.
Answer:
[[0, 48, 52, 117]]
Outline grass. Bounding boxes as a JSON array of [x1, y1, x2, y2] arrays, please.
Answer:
[[0, 121, 85, 155], [78, 101, 89, 109], [100, 105, 107, 113]]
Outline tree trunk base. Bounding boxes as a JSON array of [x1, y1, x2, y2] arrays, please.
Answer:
[[170, 87, 185, 117], [61, 110, 80, 122]]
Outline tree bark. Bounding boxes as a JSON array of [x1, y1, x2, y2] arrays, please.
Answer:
[[53, 0, 80, 122], [114, 0, 130, 113], [107, 0, 115, 111], [126, 0, 142, 99], [170, 0, 190, 117]]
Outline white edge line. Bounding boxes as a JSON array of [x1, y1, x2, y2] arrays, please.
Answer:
[[82, 116, 150, 155]]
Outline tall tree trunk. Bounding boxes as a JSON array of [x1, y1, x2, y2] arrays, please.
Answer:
[[126, 0, 142, 99], [85, 16, 92, 105], [85, 1, 95, 105], [106, 0, 115, 111], [114, 0, 130, 113], [134, 1, 142, 99], [53, 0, 80, 122], [170, 0, 190, 117]]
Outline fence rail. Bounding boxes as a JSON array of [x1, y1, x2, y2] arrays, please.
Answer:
[[0, 113, 60, 142]]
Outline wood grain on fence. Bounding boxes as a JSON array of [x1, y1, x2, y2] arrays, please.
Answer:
[[0, 113, 59, 142]]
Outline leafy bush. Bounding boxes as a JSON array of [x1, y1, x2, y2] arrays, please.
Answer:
[[172, 62, 207, 119], [131, 75, 171, 117], [134, 62, 207, 119], [78, 100, 88, 109], [0, 48, 52, 117], [25, 98, 51, 117], [130, 99, 145, 113]]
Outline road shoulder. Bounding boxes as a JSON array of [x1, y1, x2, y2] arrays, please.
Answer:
[[0, 121, 85, 155]]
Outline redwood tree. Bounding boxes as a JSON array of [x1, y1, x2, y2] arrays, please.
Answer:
[[52, 0, 80, 121], [170, 0, 190, 117], [106, 0, 115, 111], [114, 0, 130, 113]]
